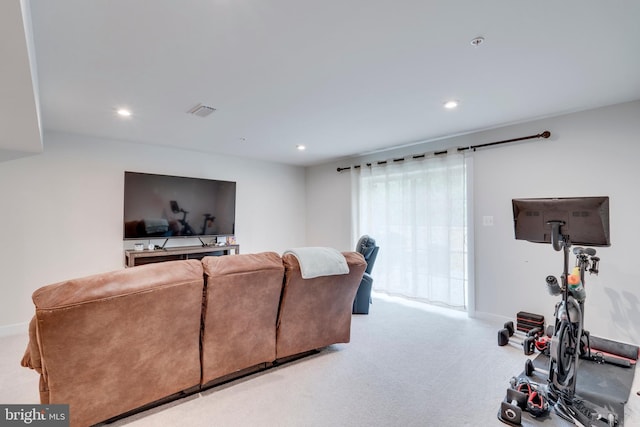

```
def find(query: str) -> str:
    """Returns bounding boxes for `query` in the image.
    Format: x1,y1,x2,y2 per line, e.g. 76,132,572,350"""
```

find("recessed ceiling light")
470,36,485,47
444,100,459,109
296,144,306,151
117,108,132,117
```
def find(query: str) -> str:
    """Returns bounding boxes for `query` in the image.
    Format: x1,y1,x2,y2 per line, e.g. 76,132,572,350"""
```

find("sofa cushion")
200,252,284,385
276,251,366,359
28,259,204,427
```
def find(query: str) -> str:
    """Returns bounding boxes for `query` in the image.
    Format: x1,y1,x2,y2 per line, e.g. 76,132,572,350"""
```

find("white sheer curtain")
352,152,468,310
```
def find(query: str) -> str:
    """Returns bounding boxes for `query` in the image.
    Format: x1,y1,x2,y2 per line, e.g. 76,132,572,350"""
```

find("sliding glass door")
352,152,468,310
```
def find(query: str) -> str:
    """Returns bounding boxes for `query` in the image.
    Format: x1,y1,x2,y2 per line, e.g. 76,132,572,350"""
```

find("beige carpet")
2,294,638,426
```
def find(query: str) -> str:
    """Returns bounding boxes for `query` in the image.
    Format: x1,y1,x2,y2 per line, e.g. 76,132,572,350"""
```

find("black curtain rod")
457,130,550,152
336,130,550,172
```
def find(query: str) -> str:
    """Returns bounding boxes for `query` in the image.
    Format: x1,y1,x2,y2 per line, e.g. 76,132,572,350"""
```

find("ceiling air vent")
187,104,216,118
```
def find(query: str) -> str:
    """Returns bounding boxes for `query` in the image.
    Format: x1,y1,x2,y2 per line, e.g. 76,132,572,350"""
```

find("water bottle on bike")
567,266,586,302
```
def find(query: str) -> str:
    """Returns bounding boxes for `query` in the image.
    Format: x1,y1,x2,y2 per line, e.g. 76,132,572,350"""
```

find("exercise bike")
545,220,617,427
170,200,196,236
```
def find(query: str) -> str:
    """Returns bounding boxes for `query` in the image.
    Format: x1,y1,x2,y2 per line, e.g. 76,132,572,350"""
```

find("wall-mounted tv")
123,171,236,240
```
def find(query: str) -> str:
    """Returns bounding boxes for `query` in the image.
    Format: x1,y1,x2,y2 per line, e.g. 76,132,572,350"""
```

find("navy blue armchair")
352,235,379,314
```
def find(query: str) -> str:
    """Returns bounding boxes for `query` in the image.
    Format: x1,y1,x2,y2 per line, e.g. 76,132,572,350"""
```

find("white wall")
307,100,640,345
0,131,306,331
473,101,640,345
305,165,353,251
4,102,639,345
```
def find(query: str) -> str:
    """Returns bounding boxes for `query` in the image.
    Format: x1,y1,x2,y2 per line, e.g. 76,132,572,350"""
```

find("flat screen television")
123,171,236,240
512,196,610,247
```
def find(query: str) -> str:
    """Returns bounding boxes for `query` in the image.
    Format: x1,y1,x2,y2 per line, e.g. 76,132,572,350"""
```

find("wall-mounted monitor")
123,171,236,240
512,196,610,247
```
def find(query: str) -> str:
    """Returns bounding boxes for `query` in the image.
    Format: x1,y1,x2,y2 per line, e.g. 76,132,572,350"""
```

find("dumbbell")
498,322,540,355
504,321,543,339
524,358,549,377
509,376,551,418
498,328,535,355
509,375,546,391
498,387,526,426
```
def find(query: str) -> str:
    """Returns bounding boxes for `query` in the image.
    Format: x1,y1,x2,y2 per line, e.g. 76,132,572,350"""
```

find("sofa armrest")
20,316,42,374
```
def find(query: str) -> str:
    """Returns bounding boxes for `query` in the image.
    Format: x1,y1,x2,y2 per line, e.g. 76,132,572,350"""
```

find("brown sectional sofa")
21,251,366,427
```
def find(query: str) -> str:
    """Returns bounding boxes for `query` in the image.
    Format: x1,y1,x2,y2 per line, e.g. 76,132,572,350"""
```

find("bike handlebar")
572,247,597,257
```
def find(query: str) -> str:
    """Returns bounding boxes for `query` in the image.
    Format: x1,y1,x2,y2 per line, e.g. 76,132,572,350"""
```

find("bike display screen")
512,196,610,247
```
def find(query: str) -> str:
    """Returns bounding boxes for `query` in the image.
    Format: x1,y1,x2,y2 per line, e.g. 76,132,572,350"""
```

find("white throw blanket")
283,247,349,279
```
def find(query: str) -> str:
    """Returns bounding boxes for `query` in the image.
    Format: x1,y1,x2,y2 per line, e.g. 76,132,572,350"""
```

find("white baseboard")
470,310,511,325
0,322,28,338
